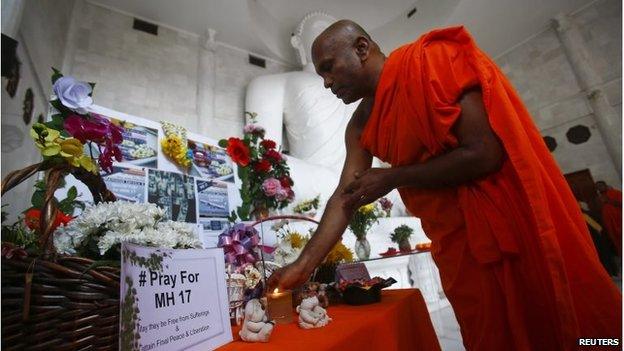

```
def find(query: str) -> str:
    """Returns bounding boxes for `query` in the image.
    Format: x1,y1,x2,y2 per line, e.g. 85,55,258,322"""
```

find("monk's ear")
354,37,370,61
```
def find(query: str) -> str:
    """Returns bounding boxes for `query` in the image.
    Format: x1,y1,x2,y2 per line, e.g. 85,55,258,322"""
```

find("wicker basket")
1,162,119,350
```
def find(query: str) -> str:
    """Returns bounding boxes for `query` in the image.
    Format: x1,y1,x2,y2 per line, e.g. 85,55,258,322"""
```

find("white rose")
53,76,93,114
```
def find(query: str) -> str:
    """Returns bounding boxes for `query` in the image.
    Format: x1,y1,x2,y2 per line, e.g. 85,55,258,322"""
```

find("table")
217,289,441,351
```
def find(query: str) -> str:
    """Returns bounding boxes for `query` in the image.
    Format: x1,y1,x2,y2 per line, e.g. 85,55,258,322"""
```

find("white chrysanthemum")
54,202,199,257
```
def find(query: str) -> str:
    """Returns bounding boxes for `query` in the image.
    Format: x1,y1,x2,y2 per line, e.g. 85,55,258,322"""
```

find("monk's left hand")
342,168,395,211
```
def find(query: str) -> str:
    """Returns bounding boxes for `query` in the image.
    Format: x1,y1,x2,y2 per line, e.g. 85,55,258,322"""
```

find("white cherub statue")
296,296,332,329
239,298,275,343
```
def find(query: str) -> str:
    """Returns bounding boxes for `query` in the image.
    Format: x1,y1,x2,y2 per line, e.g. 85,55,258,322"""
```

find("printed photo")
198,218,231,248
86,116,159,169
188,140,234,182
147,169,197,223
197,179,230,218
101,166,147,203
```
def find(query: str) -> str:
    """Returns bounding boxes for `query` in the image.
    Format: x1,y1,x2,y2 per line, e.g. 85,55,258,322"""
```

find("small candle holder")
266,288,293,324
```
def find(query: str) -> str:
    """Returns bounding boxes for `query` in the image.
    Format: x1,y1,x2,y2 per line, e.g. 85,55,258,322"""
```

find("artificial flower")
260,139,276,150
262,178,281,197
64,114,123,144
263,149,282,162
161,121,192,168
30,124,62,156
52,76,93,114
243,124,265,137
25,208,73,232
279,176,293,187
253,159,271,173
226,137,251,166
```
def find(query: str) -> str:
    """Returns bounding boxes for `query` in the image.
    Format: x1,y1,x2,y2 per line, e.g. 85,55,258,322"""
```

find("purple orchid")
64,113,124,172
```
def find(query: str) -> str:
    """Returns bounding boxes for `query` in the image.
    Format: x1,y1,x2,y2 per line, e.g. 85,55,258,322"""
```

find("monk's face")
312,35,370,104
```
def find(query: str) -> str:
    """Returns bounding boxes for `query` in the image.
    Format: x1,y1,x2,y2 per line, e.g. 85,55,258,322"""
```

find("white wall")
1,0,75,223
495,0,621,186
66,2,292,139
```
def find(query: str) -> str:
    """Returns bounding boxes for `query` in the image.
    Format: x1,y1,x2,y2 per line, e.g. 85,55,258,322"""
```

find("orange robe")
360,26,621,350
602,189,622,256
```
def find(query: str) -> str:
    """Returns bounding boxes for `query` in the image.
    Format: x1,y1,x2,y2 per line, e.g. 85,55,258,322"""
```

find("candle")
267,288,293,324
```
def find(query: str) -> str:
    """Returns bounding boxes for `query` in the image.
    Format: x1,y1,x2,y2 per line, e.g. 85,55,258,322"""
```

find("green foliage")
29,179,84,216
390,224,414,243
1,218,38,249
348,203,380,240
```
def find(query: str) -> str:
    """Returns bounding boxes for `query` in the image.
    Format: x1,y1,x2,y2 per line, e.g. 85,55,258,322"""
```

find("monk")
597,181,622,257
267,20,622,350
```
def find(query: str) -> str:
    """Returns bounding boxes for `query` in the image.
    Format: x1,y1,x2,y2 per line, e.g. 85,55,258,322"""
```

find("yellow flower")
286,231,308,249
161,135,191,167
30,124,97,173
59,138,97,173
30,125,62,156
324,242,354,264
360,203,375,214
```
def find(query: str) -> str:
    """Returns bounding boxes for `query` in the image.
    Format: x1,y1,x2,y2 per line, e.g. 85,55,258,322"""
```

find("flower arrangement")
161,121,193,168
391,224,414,252
274,229,308,266
348,197,392,240
273,223,353,268
53,202,200,260
29,69,125,174
293,195,320,217
219,112,294,220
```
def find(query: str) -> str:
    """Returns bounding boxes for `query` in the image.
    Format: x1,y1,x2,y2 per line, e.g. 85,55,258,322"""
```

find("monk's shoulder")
350,98,374,129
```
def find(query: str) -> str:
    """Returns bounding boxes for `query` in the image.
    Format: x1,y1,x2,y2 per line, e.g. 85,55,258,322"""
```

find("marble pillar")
552,13,622,174
196,28,217,135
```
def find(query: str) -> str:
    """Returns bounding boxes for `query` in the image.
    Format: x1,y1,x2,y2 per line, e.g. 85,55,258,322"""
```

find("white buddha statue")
245,12,407,216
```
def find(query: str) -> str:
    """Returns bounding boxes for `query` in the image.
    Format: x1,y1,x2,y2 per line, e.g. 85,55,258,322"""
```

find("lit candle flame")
273,288,279,294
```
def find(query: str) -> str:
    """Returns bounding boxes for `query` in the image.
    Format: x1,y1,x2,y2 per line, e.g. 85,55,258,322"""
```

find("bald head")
311,20,384,104
313,20,376,55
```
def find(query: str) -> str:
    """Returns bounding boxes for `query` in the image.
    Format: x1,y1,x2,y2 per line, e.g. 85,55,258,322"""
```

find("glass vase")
354,237,371,261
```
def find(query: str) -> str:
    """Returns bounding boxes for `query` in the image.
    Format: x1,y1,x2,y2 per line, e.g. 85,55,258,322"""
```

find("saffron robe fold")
361,26,621,350
602,188,622,256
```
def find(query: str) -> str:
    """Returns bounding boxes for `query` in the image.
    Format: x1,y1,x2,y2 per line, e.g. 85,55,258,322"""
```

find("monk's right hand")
267,261,310,292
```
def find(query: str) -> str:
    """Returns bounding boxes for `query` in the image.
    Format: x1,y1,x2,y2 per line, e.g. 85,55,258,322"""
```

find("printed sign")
335,262,371,282
119,243,232,350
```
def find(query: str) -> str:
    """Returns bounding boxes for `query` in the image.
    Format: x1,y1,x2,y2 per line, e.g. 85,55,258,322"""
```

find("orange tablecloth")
217,289,441,351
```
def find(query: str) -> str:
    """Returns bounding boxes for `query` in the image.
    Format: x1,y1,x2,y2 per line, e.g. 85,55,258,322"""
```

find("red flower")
261,139,276,150
226,137,250,166
264,149,282,162
24,208,73,232
279,176,293,187
253,159,272,173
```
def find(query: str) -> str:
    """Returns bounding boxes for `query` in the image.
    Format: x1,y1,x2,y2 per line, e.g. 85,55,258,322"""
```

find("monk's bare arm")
266,99,373,291
343,90,503,208
295,99,374,272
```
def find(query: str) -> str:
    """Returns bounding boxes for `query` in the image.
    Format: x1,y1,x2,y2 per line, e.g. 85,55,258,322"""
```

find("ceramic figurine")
239,298,274,342
296,296,332,329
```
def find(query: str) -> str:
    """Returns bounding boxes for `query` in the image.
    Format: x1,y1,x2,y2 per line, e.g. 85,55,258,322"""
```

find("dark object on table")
341,277,397,305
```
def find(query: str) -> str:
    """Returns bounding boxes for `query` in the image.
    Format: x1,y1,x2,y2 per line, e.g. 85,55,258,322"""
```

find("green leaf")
58,201,74,215
44,113,65,131
67,186,77,201
51,67,63,84
31,190,45,208
34,180,46,191
218,139,228,148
